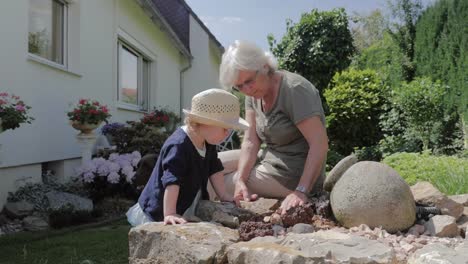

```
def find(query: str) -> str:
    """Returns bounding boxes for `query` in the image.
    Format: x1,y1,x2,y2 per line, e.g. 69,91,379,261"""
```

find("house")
0,0,224,209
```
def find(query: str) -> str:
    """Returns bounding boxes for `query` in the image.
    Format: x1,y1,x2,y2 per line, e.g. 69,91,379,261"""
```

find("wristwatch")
295,185,307,194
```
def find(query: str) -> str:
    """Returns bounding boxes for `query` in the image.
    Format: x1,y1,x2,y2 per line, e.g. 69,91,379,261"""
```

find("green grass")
0,219,130,264
383,152,468,195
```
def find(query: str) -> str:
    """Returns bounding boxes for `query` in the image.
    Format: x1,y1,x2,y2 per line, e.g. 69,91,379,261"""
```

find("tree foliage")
390,77,459,151
352,32,405,88
414,0,468,124
268,8,355,94
350,9,388,52
387,0,424,81
324,69,388,155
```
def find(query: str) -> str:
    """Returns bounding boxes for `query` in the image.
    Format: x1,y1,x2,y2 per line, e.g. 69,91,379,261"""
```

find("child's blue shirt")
138,128,223,221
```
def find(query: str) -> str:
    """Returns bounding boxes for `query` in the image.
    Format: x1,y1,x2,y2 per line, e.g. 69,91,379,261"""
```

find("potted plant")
0,92,34,133
140,106,180,133
67,99,111,134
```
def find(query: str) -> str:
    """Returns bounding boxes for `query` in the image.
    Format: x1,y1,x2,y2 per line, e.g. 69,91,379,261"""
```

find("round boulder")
323,154,357,192
330,161,416,233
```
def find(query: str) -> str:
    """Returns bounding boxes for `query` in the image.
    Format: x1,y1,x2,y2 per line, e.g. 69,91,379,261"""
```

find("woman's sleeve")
160,144,187,188
287,84,325,125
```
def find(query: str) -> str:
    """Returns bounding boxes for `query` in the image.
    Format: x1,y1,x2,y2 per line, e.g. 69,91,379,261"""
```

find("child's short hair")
184,115,200,131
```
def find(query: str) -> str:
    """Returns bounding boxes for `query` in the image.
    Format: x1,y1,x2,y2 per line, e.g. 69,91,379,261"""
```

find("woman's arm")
234,109,261,204
280,115,328,214
163,184,187,224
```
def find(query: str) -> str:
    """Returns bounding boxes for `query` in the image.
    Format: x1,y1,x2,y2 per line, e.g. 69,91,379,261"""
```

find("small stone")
358,224,371,232
290,223,314,234
270,213,282,225
400,241,416,253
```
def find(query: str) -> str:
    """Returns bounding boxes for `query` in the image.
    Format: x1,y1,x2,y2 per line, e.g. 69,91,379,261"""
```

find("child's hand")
163,214,187,225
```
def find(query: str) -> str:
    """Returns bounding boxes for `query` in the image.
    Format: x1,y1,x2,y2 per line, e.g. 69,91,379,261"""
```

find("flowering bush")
141,106,180,128
101,122,125,136
0,92,34,131
67,99,111,125
75,151,141,201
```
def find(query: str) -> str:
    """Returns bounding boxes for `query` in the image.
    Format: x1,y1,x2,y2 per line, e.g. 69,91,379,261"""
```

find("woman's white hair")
219,40,278,90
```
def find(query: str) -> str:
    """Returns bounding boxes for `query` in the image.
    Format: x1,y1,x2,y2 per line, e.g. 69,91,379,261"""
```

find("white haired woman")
219,40,328,215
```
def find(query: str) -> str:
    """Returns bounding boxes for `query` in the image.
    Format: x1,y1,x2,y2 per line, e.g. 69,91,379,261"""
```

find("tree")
352,32,405,88
351,9,388,52
414,0,468,148
268,8,355,94
387,0,424,82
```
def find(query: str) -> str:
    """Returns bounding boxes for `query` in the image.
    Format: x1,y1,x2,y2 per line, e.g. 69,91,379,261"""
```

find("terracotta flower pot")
70,121,101,134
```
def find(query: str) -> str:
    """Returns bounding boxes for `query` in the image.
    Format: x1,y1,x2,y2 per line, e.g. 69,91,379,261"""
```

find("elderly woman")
218,40,328,214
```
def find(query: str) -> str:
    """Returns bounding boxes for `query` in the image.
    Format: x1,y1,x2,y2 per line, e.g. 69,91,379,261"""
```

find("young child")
126,88,249,226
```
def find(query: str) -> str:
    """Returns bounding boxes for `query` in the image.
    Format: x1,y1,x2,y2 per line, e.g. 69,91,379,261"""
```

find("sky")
185,0,388,51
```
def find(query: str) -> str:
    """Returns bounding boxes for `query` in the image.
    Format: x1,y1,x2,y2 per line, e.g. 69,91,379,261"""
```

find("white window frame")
117,40,151,112
28,0,69,68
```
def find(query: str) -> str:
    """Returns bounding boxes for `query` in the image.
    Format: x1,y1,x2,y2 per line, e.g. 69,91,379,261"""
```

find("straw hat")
183,89,249,130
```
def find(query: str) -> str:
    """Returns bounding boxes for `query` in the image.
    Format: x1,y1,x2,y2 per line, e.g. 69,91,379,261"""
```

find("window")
28,0,67,65
118,41,150,111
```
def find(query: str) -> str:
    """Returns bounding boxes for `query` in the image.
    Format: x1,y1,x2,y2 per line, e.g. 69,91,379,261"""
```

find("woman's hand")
279,191,308,215
163,214,187,225
233,180,258,206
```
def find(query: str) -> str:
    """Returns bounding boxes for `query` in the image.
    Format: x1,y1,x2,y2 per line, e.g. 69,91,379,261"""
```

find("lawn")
0,219,130,264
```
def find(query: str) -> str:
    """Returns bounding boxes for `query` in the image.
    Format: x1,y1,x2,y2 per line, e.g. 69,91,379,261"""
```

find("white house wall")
181,15,221,110
0,0,223,208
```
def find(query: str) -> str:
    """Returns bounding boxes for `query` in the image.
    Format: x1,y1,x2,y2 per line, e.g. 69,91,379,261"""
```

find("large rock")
408,242,468,264
196,200,255,228
240,198,280,215
129,222,239,264
227,230,396,264
46,191,93,212
423,215,459,237
449,194,468,206
330,161,416,233
3,201,34,219
411,181,464,220
324,154,358,192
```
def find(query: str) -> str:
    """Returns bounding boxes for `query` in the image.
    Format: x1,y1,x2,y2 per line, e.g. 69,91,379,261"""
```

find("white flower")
107,171,120,184
125,171,136,183
108,162,120,173
83,172,95,183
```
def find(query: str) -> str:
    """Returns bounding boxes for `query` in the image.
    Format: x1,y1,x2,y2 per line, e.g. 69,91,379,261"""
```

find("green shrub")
324,68,388,155
383,152,468,195
112,121,168,156
391,77,449,150
326,148,345,172
48,204,99,229
353,145,382,161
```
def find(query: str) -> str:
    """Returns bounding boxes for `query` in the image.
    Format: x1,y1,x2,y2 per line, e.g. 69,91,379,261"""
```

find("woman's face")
199,124,230,145
234,70,268,99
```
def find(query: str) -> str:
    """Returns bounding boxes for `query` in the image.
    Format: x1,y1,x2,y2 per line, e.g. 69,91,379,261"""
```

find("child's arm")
209,171,233,202
163,185,187,225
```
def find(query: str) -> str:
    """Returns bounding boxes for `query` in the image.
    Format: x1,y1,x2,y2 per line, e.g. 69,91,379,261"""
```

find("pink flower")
15,105,25,112
0,92,8,97
79,99,87,105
